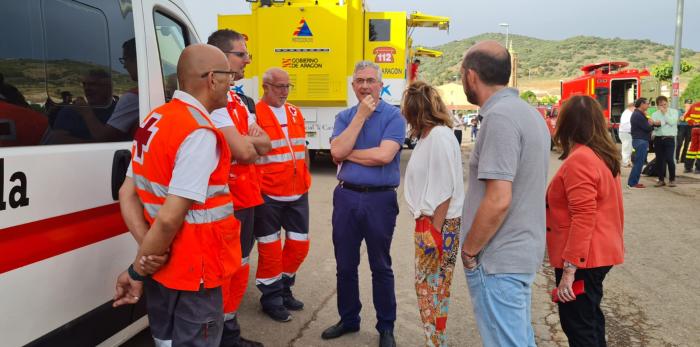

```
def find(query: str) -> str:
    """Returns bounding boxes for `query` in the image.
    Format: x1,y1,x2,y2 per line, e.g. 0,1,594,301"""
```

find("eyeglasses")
224,51,252,60
200,70,237,79
264,83,293,91
353,78,378,86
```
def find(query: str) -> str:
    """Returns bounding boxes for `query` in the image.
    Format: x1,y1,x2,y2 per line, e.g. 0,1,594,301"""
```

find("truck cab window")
0,0,138,147
369,19,391,42
154,12,189,102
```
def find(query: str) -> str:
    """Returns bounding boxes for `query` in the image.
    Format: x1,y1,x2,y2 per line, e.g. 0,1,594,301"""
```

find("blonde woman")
402,81,464,346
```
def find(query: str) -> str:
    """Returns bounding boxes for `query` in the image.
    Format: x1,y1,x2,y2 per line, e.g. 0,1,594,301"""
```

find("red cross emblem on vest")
132,114,161,164
288,105,298,123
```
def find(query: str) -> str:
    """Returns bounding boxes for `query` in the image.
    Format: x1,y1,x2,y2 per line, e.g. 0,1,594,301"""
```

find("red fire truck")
549,61,659,141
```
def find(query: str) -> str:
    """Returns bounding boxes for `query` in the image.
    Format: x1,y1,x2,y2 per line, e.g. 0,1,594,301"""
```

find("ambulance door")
0,1,141,345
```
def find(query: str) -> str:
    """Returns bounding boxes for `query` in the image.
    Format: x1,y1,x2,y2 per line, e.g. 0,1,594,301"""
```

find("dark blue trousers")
331,185,398,333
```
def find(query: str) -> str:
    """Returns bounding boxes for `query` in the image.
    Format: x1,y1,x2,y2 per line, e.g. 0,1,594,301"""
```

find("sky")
183,0,700,51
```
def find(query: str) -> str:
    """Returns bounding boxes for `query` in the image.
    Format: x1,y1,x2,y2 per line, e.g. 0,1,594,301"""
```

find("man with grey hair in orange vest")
253,67,311,323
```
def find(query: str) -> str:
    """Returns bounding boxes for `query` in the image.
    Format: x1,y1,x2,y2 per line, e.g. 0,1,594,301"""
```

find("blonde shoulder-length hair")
401,81,453,139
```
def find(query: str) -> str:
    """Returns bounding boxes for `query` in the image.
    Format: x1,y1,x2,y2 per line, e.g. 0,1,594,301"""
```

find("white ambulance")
0,0,201,345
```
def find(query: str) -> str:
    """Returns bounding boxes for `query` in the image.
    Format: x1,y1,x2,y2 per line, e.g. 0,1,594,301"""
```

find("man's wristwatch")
128,264,148,281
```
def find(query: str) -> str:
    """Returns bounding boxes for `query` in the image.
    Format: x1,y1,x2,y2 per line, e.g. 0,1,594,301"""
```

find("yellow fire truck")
218,0,448,156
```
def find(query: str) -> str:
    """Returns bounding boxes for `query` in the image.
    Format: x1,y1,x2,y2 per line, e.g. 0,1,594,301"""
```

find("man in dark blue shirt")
321,61,405,347
628,97,660,188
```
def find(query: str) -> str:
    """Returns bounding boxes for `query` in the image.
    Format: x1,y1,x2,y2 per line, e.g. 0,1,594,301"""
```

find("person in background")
546,95,624,347
618,102,634,168
683,100,700,173
402,81,464,347
627,98,659,189
452,112,464,145
676,100,693,164
651,96,678,187
470,116,479,142
410,58,421,83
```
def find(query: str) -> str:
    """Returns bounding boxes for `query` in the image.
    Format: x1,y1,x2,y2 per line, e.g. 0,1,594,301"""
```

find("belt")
339,181,397,193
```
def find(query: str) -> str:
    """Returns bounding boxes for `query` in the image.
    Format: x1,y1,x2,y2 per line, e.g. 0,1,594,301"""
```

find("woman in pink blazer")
546,95,624,347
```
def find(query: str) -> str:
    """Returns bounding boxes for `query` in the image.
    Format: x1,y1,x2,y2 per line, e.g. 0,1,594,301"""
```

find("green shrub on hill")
420,34,700,86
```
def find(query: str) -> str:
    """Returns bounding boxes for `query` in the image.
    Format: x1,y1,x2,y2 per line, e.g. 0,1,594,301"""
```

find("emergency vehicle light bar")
408,12,450,30
414,47,443,58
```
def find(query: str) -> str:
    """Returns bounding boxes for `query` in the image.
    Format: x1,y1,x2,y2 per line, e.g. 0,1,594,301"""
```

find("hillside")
420,33,700,86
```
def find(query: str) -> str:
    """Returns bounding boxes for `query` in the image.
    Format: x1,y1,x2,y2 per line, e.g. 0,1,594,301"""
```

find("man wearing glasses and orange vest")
208,29,271,347
254,67,311,322
112,44,241,347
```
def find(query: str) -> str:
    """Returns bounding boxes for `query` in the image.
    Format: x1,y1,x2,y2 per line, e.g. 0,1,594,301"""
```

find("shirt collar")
173,90,211,118
479,87,518,116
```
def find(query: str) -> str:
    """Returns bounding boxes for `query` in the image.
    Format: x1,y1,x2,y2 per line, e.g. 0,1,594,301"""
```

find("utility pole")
671,0,684,109
499,23,509,49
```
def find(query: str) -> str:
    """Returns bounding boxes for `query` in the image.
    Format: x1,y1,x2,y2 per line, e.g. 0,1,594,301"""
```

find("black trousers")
677,124,691,162
654,136,676,181
454,129,463,145
555,266,612,347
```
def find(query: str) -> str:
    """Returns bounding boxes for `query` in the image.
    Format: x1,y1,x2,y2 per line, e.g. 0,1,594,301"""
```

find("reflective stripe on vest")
144,202,234,224
256,151,305,165
134,174,230,200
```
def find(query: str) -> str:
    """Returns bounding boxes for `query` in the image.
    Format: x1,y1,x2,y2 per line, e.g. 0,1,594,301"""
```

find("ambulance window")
369,19,391,42
154,12,189,102
0,0,138,147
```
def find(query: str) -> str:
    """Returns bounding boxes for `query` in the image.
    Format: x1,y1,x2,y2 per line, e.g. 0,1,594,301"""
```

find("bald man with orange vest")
113,44,241,347
253,67,311,322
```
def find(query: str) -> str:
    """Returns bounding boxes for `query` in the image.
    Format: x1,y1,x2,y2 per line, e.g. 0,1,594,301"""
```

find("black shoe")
282,294,304,311
379,330,396,347
262,305,291,322
232,336,264,347
321,321,360,340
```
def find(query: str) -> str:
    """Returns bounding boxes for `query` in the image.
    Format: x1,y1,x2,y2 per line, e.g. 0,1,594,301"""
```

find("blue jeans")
464,265,536,347
628,139,648,186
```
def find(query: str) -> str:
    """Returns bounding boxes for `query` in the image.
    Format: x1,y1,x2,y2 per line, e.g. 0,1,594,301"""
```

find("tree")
539,95,559,105
520,90,537,104
651,60,694,82
681,74,700,103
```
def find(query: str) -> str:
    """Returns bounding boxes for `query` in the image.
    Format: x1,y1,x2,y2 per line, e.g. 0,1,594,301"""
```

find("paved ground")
125,141,700,347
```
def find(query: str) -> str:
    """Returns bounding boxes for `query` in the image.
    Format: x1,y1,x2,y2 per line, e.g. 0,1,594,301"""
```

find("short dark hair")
207,29,245,51
656,95,668,105
634,97,648,108
122,38,136,61
461,49,511,86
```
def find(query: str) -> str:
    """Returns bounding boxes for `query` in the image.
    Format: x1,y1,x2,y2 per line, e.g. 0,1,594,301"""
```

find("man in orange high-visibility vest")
254,67,311,323
209,29,271,347
112,44,241,347
683,101,700,173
